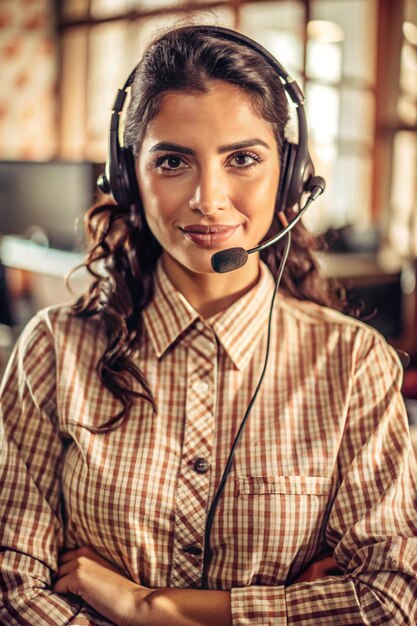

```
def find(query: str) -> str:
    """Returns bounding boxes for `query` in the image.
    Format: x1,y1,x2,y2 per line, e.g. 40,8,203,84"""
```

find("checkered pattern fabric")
1,261,416,625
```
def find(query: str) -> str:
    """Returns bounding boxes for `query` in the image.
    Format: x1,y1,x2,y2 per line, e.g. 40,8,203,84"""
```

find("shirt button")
193,381,209,393
193,457,210,474
183,545,203,556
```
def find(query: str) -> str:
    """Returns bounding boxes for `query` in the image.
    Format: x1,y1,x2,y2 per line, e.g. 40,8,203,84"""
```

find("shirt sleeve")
0,312,113,626
230,330,417,625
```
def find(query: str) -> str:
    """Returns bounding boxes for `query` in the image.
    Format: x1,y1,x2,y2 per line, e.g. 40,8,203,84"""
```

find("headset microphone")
211,176,325,273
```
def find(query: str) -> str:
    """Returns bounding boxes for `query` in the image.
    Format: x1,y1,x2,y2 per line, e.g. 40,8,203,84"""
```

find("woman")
1,25,416,626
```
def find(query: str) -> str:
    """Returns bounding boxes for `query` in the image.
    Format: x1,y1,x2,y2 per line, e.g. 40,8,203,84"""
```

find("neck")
161,253,261,318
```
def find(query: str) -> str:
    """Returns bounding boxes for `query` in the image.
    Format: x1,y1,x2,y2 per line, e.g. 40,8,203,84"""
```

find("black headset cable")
201,228,292,589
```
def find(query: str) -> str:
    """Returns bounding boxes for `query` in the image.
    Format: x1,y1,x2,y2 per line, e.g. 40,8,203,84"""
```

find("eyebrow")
148,139,271,154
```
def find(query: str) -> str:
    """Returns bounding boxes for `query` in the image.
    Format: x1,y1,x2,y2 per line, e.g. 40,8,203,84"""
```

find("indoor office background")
0,0,416,437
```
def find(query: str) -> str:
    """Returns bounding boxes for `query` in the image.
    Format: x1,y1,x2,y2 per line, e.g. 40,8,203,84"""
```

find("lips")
180,224,240,247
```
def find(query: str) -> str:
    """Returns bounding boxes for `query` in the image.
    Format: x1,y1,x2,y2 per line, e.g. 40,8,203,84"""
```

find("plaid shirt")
1,261,417,625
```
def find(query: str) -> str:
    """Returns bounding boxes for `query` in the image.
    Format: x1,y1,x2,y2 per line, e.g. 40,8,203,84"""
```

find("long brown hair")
72,25,356,432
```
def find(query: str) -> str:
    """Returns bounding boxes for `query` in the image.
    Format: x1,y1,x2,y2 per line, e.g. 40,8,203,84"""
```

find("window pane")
91,0,233,15
91,0,183,17
390,131,417,256
400,43,417,97
311,0,377,84
302,143,338,235
87,21,131,161
189,6,235,25
334,154,372,227
90,0,130,18
306,39,342,83
239,1,305,80
303,151,372,232
339,87,374,145
305,83,339,145
398,93,417,126
303,153,371,233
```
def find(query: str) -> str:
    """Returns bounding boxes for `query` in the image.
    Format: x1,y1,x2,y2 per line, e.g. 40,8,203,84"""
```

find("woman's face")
136,81,280,280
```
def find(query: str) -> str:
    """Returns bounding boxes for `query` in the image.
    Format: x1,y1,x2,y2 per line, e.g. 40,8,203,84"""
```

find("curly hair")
72,25,356,432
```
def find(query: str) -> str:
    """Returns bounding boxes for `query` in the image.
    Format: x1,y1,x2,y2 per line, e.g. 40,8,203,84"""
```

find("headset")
97,24,322,218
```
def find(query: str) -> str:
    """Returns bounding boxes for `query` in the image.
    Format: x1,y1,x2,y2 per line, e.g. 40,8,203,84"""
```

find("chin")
163,250,215,276
184,257,218,275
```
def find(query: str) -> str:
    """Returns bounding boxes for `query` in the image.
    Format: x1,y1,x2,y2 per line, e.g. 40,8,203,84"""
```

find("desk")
0,236,90,313
318,250,403,281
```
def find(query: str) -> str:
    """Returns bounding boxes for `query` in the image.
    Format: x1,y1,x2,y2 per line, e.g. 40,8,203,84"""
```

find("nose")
188,166,229,215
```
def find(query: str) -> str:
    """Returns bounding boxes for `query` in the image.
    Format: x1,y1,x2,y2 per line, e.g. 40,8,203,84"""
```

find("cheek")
137,173,177,227
246,173,280,241
258,165,280,198
240,170,280,219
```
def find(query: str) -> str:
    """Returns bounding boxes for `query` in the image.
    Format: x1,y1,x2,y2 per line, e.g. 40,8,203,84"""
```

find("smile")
180,224,240,247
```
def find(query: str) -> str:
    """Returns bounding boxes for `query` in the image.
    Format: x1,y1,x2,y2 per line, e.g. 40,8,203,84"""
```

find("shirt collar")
143,261,199,358
143,260,275,370
208,262,275,370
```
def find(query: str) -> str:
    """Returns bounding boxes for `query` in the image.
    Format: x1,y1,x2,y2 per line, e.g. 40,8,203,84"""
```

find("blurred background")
0,0,416,436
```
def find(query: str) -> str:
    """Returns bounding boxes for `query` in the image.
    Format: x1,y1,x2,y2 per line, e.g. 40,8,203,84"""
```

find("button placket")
170,326,217,587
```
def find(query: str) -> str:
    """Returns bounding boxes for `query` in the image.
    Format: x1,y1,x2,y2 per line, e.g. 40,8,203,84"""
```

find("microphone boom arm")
248,194,314,255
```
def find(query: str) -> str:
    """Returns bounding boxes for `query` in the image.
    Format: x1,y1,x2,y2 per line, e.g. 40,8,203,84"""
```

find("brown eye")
228,151,262,168
164,156,182,169
235,154,251,166
154,154,188,171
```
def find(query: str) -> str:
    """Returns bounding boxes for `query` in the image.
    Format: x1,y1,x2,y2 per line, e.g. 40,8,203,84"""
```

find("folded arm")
231,334,417,625
0,313,111,625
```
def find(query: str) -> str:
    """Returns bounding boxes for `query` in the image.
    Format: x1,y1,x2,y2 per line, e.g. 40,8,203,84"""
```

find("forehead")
141,81,276,145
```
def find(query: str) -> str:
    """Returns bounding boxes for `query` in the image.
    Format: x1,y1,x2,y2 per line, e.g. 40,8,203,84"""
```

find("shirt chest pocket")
235,474,333,496
214,475,334,586
234,475,333,539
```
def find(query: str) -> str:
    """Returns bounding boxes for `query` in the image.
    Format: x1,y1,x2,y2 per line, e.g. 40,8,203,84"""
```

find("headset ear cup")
277,141,297,213
287,152,315,209
278,145,315,212
110,147,131,207
122,147,137,207
123,147,144,227
104,106,135,207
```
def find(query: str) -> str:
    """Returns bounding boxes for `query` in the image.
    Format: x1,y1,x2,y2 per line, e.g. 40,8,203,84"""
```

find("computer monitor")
0,160,96,251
